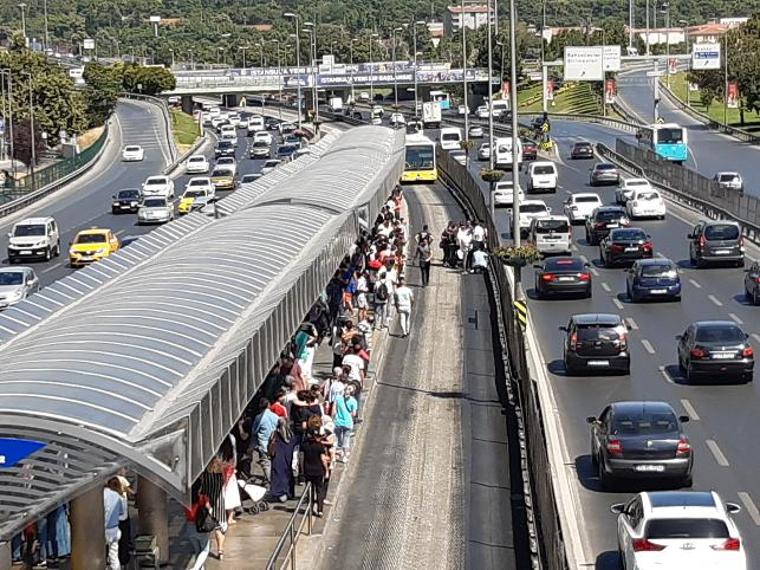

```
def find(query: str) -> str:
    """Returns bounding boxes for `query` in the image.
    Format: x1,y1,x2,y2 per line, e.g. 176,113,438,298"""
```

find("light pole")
169,49,175,69
662,1,671,88
0,70,14,170
413,20,425,117
18,3,27,44
284,12,303,129
724,32,729,126
20,71,34,182
188,49,194,71
392,26,403,107
509,0,521,291
628,0,634,51
255,42,264,67
239,46,249,68
303,23,319,124
461,0,469,139
487,0,497,221
680,19,690,105
369,33,378,102
646,0,651,55
43,0,50,52
350,38,358,103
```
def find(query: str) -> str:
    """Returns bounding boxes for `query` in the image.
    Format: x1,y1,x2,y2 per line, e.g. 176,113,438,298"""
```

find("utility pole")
461,0,469,138
664,1,670,88
487,0,496,221
284,13,303,128
21,71,34,183
18,3,27,45
628,0,634,51
43,0,50,52
509,0,521,296
1,71,16,179
653,58,660,122
724,32,728,126
369,34,376,101
392,27,402,107
646,0,651,55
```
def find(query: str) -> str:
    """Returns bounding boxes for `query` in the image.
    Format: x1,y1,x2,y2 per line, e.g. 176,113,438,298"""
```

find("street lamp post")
392,27,403,107
188,49,194,71
303,24,319,124
349,38,358,103
662,1,671,88
680,19,690,106
18,3,27,44
413,20,425,117
20,71,34,183
284,12,303,129
369,33,378,102
239,46,249,68
169,49,175,69
487,0,497,221
461,0,469,139
509,0,521,294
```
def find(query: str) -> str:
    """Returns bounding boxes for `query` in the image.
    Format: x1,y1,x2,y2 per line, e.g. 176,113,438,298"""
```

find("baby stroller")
238,477,270,515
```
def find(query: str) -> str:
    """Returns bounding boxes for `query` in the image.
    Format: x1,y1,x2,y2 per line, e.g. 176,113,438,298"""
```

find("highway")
0,100,280,288
618,67,760,193
452,118,760,568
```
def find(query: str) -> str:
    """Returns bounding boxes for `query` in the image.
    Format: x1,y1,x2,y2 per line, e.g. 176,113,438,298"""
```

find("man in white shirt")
394,277,415,337
342,345,365,384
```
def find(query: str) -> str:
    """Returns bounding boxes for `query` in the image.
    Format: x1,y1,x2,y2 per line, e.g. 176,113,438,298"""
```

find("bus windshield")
405,145,435,170
657,128,684,144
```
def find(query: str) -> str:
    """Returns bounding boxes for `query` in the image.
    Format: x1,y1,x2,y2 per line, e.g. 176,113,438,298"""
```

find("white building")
444,5,494,34
630,27,686,46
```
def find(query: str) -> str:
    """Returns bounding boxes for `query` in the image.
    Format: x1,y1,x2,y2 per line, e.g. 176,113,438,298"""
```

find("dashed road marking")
738,492,760,526
752,333,760,344
659,365,674,384
601,282,611,292
589,267,599,277
706,439,730,467
728,313,744,325
689,278,702,289
41,262,63,274
708,294,723,307
612,297,624,310
680,399,700,421
641,339,656,354
626,317,639,330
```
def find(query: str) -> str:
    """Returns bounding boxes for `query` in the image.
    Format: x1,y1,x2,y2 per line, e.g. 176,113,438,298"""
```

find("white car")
477,142,491,161
253,131,273,146
215,156,237,176
476,105,490,119
185,154,210,174
612,491,747,570
359,91,371,102
564,193,602,224
371,117,383,125
185,176,215,198
211,116,227,130
626,188,667,219
121,145,144,162
137,196,174,225
439,127,462,151
7,217,61,263
247,115,265,134
527,161,558,193
616,178,653,205
511,199,551,238
207,107,221,118
468,125,484,138
260,159,281,175
227,113,241,127
220,131,238,147
492,181,524,209
141,175,175,199
458,104,469,115
714,171,744,192
389,112,406,127
0,267,40,309
238,116,250,129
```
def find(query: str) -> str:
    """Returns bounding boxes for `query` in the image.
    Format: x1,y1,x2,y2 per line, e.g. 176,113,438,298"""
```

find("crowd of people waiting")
439,219,490,274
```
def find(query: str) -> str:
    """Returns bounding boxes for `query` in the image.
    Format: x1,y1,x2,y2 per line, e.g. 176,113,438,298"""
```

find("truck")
422,102,442,129
328,97,343,112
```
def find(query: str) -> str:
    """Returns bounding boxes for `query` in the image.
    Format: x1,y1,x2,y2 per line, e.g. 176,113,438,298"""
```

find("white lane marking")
738,492,760,526
752,333,760,344
626,317,639,330
708,294,723,307
41,262,63,274
689,278,702,289
705,439,730,467
570,243,579,251
659,365,674,384
728,313,744,325
589,266,599,277
601,282,611,292
641,339,656,354
612,297,624,310
680,399,700,421
115,230,126,237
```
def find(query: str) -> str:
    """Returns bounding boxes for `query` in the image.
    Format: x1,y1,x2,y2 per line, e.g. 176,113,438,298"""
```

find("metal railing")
437,147,569,570
265,483,314,570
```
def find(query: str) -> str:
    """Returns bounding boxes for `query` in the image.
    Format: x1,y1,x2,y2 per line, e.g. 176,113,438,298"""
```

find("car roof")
634,258,673,267
17,217,53,225
145,176,168,182
117,188,141,194
624,178,649,184
702,219,740,227
188,155,206,160
212,168,234,175
571,193,601,200
641,491,723,518
609,401,677,416
693,320,741,329
532,214,568,222
571,313,622,325
75,228,109,236
545,256,584,268
521,199,548,206
532,160,555,167
0,267,31,274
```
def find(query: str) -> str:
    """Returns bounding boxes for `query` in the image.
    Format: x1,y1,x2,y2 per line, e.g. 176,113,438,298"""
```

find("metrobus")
430,90,452,111
637,123,688,164
401,134,437,183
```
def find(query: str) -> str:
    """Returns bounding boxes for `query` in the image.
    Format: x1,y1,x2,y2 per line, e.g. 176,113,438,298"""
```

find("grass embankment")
78,126,105,149
667,72,760,130
519,81,603,115
170,108,202,153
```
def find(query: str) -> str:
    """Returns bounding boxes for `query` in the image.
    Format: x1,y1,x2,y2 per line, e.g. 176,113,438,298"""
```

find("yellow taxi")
178,188,211,215
69,228,120,268
210,167,235,191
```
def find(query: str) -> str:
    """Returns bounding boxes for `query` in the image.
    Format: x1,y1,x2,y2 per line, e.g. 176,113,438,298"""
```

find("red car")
521,138,538,161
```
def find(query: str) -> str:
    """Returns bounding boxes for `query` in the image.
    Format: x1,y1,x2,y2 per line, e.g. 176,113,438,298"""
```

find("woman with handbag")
196,457,227,561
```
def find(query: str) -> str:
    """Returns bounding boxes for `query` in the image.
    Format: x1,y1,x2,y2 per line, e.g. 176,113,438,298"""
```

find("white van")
527,161,558,193
511,199,551,238
494,137,523,168
529,215,572,255
439,127,463,151
490,100,510,118
247,115,265,135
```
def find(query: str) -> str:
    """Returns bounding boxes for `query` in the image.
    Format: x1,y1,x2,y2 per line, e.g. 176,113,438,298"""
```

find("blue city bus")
430,90,452,111
638,123,688,164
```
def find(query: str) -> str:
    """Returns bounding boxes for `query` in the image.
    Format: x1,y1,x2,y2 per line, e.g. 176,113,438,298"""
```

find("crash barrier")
0,122,110,217
606,139,760,243
437,147,569,570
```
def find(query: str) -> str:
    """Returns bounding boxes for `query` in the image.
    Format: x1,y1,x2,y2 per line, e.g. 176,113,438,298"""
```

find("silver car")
137,197,174,225
477,142,491,161
468,125,484,138
0,267,39,308
714,171,743,193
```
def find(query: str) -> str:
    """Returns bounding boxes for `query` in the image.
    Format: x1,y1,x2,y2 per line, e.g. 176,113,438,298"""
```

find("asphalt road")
452,120,760,568
0,101,283,288
618,67,760,194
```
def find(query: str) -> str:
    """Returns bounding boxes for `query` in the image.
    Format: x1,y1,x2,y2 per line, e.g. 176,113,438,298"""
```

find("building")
444,4,494,34
542,26,601,44
427,21,444,48
630,27,687,46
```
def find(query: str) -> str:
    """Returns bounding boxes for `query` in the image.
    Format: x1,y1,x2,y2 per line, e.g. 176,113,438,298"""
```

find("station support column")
136,476,169,564
71,484,106,569
0,540,11,570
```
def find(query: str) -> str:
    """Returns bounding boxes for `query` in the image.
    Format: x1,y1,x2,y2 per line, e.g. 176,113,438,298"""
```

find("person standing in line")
356,270,370,322
415,236,433,287
103,478,125,570
250,399,279,485
372,278,390,330
301,419,329,518
394,276,415,338
116,470,134,568
268,418,298,502
197,457,227,562
332,384,358,463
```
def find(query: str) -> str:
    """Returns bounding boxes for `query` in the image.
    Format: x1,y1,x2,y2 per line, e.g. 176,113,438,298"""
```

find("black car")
688,220,744,268
111,188,142,214
240,173,262,184
215,140,236,158
249,140,271,159
521,139,538,161
571,141,594,159
600,228,654,267
561,313,630,375
744,261,760,304
626,258,682,302
584,206,630,245
533,256,592,299
587,401,693,488
677,320,754,383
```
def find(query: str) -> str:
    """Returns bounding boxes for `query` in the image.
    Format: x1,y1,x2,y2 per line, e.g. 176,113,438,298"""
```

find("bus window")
657,128,683,144
406,145,435,170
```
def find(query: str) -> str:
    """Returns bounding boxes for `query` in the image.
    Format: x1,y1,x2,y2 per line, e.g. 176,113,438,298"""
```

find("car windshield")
495,183,513,191
576,325,620,342
218,142,233,149
75,233,107,244
143,199,166,208
575,142,592,148
217,158,234,165
645,519,729,540
627,180,649,187
610,229,647,241
658,127,684,145
405,145,434,169
695,325,745,343
212,169,233,177
145,178,167,186
184,190,206,198
117,190,140,199
442,133,460,141
637,192,660,201
189,157,205,163
522,204,548,214
546,258,584,271
188,179,208,187
595,164,616,171
253,141,269,147
125,146,140,152
719,174,739,182
640,264,677,278
704,224,740,240
264,161,279,168
596,210,625,221
13,224,45,237
535,220,569,233
611,411,678,435
534,166,555,175
575,196,600,203
0,272,23,286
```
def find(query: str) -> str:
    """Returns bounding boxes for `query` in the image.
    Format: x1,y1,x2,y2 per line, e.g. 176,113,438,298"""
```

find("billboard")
545,79,554,101
83,38,95,50
692,43,721,70
564,46,604,81
727,81,739,109
605,79,617,104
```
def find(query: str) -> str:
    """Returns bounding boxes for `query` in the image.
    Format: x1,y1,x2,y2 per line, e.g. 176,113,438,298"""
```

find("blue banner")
0,438,46,468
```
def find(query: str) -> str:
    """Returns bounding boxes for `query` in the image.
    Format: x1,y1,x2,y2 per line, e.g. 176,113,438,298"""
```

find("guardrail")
120,92,179,163
0,121,111,218
265,483,313,570
437,147,568,570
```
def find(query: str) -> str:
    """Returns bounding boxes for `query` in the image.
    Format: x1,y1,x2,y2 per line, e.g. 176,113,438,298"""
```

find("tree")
122,65,176,96
12,119,46,168
82,62,123,126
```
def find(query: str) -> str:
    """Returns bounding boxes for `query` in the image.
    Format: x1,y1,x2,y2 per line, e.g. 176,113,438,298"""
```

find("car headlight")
130,201,138,207
96,248,108,255
7,289,23,302
112,201,120,207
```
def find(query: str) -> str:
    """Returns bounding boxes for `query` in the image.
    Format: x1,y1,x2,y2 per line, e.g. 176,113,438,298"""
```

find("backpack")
375,282,389,302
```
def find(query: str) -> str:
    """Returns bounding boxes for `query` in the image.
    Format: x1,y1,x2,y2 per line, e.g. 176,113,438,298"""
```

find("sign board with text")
692,43,721,70
603,45,621,72
83,38,95,50
564,46,604,81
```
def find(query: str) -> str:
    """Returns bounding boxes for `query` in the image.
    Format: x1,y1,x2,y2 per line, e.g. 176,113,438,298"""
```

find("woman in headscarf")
268,417,298,502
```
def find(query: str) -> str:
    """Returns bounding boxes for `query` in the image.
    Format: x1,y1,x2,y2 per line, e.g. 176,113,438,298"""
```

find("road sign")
603,45,621,72
692,43,721,70
513,300,528,327
83,38,95,50
564,46,604,81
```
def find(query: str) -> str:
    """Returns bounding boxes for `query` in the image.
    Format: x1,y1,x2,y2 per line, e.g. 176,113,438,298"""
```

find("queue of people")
439,219,490,274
